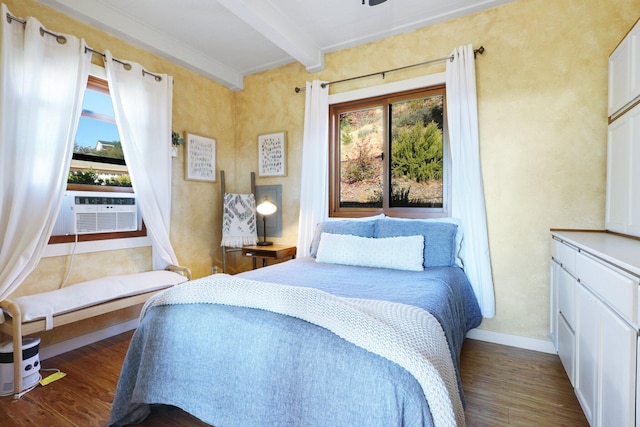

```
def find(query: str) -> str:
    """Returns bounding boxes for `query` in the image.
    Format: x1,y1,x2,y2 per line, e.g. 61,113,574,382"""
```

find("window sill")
44,235,152,258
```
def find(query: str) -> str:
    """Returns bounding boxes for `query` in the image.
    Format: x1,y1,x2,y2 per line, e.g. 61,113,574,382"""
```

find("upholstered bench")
0,266,190,397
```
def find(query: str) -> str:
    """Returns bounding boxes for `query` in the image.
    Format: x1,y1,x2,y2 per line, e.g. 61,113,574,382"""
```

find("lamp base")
257,241,273,246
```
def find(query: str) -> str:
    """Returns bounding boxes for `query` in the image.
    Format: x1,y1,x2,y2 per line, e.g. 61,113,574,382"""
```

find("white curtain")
296,80,329,257
446,44,495,318
104,51,178,269
0,5,90,301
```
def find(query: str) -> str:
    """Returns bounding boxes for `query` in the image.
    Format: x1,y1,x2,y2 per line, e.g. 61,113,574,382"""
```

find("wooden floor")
0,332,588,426
460,339,588,426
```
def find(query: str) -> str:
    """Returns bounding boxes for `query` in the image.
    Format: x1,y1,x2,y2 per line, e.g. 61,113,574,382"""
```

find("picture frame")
185,133,216,182
258,131,287,177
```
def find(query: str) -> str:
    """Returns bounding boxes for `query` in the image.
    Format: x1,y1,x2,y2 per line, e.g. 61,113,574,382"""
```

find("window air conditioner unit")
53,191,138,235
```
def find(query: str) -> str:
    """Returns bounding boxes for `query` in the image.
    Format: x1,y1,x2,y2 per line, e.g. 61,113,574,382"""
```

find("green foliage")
393,97,443,130
391,187,411,204
343,141,377,184
368,188,383,204
67,168,131,187
68,168,103,185
104,174,132,187
391,120,443,182
340,116,353,146
366,185,440,208
368,187,412,204
172,131,184,146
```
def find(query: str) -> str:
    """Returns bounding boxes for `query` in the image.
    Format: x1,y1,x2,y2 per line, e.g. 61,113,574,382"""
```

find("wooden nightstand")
242,244,297,269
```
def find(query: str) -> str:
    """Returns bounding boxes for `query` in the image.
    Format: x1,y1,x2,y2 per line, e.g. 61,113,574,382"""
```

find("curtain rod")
84,46,163,82
6,12,163,82
7,11,68,44
294,45,485,93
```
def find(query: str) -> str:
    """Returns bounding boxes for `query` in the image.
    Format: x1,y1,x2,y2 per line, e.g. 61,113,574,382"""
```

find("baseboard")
39,318,139,361
466,328,557,354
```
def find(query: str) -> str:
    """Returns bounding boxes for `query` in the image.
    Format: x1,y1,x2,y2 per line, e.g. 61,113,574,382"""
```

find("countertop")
551,229,640,277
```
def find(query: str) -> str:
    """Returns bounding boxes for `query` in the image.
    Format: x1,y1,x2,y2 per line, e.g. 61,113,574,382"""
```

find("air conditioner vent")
73,198,137,234
52,191,139,235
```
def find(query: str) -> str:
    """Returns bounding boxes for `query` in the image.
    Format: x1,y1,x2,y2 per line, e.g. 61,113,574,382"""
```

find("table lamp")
256,197,277,246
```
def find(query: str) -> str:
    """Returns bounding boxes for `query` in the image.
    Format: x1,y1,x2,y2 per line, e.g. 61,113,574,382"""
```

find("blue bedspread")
108,258,481,427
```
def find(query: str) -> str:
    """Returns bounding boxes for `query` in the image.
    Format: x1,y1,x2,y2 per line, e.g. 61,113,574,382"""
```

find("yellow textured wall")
8,0,236,292
5,0,640,346
235,0,640,340
4,0,236,343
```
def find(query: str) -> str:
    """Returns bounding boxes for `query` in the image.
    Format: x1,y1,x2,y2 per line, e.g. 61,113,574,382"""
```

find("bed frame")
0,265,190,398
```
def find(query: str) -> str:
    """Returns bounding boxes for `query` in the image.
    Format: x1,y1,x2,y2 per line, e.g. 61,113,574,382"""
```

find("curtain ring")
142,70,162,81
123,63,132,71
39,27,67,44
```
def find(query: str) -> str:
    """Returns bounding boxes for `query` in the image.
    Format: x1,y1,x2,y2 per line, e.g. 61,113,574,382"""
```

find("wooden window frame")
329,85,449,219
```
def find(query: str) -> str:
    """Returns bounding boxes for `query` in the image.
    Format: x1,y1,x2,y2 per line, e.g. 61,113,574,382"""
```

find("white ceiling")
36,0,513,91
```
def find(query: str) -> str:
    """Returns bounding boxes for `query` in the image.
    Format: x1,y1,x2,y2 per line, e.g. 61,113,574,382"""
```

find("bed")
108,217,482,427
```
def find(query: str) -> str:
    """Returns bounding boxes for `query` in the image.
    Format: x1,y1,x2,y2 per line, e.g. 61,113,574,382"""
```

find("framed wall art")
185,133,216,182
258,131,287,177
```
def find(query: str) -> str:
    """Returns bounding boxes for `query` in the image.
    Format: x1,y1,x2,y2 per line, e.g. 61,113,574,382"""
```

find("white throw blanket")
144,274,464,426
221,193,257,247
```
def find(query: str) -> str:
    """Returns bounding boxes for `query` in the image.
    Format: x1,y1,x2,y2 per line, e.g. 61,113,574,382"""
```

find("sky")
75,88,120,150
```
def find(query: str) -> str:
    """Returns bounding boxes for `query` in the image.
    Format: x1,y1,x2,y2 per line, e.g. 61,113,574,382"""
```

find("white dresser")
550,230,640,426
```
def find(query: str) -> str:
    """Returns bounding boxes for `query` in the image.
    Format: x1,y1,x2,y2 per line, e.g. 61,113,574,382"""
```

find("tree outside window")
329,85,448,218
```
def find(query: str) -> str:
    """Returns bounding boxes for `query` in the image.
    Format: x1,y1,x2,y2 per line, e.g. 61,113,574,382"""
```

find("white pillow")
315,232,424,271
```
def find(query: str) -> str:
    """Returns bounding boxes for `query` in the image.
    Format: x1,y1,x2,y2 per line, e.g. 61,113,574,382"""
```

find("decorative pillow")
315,233,424,271
374,218,459,268
309,219,378,257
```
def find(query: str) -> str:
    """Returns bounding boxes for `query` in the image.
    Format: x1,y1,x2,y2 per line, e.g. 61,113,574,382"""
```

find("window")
329,85,448,218
68,75,130,188
49,74,144,244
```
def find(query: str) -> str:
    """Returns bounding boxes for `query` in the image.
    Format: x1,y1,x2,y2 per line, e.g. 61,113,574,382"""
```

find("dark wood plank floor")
0,331,587,426
460,339,588,426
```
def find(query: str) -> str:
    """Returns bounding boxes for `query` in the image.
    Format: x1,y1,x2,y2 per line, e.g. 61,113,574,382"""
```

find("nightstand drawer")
242,245,297,269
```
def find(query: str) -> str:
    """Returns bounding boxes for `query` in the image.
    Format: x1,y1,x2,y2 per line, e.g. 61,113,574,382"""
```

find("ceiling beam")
216,0,324,73
36,0,245,90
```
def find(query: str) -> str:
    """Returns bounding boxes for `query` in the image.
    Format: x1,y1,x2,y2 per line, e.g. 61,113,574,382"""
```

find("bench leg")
2,300,24,397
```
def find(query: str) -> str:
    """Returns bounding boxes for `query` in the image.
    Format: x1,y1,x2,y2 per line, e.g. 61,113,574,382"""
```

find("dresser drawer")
558,266,577,330
558,313,575,387
576,252,638,325
553,239,577,276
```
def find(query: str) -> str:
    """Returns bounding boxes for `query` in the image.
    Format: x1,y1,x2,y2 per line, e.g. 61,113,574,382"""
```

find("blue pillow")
374,218,458,267
309,220,376,257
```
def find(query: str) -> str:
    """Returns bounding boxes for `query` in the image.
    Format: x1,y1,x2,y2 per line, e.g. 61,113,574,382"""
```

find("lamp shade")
256,198,277,216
